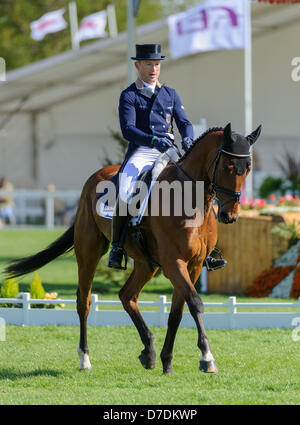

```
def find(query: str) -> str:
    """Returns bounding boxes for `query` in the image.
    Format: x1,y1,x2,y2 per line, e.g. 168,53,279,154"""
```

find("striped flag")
30,9,67,41
76,11,107,42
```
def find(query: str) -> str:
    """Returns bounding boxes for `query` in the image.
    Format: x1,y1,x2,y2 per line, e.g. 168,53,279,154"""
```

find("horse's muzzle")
218,209,237,224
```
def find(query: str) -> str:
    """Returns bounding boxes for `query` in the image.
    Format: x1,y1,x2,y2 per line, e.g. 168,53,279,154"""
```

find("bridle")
205,141,250,208
173,140,251,209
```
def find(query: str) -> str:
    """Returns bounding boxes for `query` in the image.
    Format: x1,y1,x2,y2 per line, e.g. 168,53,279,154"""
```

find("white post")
244,0,253,200
201,267,207,293
90,294,98,326
127,0,136,85
159,295,167,327
107,4,118,38
22,292,30,326
69,1,80,50
228,296,237,330
45,193,54,229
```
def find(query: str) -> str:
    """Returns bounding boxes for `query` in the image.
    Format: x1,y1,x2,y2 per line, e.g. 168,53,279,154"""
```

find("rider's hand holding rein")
151,136,175,153
182,137,193,152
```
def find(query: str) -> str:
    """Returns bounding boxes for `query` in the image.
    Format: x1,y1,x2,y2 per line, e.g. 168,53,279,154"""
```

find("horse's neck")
180,133,221,183
179,133,222,220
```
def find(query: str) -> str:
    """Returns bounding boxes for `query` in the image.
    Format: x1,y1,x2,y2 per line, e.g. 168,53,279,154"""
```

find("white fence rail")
0,189,80,229
0,293,300,329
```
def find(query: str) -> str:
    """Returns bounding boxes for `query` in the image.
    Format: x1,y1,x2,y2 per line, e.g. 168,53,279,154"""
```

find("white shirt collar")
141,79,156,93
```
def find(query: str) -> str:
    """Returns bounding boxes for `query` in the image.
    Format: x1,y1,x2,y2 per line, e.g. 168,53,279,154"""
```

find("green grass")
0,229,300,405
0,326,299,405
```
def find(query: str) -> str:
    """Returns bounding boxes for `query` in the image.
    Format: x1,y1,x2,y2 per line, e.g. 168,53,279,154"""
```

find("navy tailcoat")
119,79,194,162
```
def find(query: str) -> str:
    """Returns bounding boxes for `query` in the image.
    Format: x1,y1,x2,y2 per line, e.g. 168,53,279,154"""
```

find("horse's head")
209,122,262,224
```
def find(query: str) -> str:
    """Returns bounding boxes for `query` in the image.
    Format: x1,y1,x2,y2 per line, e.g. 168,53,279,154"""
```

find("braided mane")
177,127,224,163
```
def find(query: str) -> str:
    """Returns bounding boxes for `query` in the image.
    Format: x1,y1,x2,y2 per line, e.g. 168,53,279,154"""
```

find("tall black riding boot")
205,247,227,271
108,198,129,270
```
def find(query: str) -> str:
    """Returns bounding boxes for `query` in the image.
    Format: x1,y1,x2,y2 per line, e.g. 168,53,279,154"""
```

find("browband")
221,149,251,158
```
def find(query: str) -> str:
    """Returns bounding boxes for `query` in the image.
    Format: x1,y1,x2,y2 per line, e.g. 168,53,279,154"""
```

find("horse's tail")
5,224,74,278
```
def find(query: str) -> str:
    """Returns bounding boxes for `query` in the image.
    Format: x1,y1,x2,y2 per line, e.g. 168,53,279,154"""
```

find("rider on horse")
108,43,226,272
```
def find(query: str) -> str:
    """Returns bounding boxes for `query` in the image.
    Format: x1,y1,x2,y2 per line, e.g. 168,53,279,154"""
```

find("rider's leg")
108,196,129,269
108,147,161,269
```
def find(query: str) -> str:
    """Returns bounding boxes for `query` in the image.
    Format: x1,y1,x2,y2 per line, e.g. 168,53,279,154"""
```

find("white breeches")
118,146,162,203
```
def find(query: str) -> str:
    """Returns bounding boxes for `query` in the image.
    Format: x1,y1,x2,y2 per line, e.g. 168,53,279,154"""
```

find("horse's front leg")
119,261,158,369
163,258,218,373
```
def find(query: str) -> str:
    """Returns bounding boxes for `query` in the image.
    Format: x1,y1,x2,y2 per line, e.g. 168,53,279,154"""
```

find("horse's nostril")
220,211,230,223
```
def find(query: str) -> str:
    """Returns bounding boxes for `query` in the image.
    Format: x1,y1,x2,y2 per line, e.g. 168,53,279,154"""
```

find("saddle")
98,148,179,227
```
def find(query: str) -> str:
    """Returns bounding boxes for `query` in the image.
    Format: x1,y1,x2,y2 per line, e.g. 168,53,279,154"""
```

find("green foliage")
30,271,46,308
258,176,284,199
0,0,164,71
0,275,19,307
271,220,300,249
95,254,133,290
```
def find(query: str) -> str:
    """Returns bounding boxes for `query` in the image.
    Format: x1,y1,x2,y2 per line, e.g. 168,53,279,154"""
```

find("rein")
173,141,250,209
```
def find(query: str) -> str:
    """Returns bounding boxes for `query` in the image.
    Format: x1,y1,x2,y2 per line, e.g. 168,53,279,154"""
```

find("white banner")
76,11,107,42
30,9,67,41
168,0,248,59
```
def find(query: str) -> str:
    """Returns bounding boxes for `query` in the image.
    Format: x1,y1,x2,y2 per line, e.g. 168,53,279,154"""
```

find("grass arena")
0,230,299,405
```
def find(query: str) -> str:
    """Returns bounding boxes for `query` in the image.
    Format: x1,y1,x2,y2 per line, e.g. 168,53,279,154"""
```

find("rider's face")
135,60,161,84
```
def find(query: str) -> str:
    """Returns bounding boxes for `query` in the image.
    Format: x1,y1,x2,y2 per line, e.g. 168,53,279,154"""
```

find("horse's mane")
177,127,224,163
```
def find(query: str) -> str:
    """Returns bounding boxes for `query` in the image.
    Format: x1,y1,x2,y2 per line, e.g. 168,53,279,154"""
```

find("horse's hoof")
200,360,218,373
79,364,92,371
139,350,156,369
163,366,174,375
78,348,92,370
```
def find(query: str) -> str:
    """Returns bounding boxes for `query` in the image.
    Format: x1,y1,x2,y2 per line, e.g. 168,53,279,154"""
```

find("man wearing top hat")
108,43,226,272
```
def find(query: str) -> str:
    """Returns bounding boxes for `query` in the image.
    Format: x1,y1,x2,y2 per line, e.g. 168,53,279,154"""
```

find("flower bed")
245,240,300,298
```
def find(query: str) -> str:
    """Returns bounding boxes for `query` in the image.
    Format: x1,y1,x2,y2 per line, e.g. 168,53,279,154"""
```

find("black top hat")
131,44,166,60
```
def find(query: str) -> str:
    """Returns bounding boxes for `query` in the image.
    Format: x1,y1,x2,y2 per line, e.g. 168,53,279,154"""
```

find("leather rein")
172,141,250,209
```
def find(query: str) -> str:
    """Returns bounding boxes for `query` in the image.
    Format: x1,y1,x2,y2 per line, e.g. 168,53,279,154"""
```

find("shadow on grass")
0,368,65,381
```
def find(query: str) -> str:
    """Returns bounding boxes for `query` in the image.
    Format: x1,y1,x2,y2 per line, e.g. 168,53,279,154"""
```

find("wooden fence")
207,216,287,294
0,293,299,330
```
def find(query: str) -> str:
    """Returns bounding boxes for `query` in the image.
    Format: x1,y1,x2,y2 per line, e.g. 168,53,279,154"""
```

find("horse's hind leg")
119,261,158,369
75,218,109,370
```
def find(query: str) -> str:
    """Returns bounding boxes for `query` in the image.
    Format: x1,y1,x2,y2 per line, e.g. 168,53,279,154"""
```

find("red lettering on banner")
36,18,60,31
80,21,98,30
176,6,239,36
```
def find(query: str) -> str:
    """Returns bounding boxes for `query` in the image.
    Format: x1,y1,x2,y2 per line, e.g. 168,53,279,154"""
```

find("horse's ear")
224,123,232,143
246,125,262,145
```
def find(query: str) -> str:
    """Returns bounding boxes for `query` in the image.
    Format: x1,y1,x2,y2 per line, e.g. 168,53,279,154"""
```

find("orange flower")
245,266,294,297
290,267,300,298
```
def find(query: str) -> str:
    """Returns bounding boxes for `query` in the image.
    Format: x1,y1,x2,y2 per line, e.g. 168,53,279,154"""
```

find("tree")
0,0,199,72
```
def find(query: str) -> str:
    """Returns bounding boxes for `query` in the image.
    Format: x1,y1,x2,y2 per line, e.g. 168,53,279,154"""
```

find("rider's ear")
246,125,262,145
223,123,232,144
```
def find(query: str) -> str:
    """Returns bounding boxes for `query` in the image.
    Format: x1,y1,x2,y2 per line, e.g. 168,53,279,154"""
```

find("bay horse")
6,122,261,374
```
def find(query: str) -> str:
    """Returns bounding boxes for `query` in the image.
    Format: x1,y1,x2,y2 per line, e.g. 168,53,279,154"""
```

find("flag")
30,9,67,41
168,0,249,59
76,11,107,43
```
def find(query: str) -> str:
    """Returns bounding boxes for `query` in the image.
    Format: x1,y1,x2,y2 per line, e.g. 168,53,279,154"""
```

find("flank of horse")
6,123,261,374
